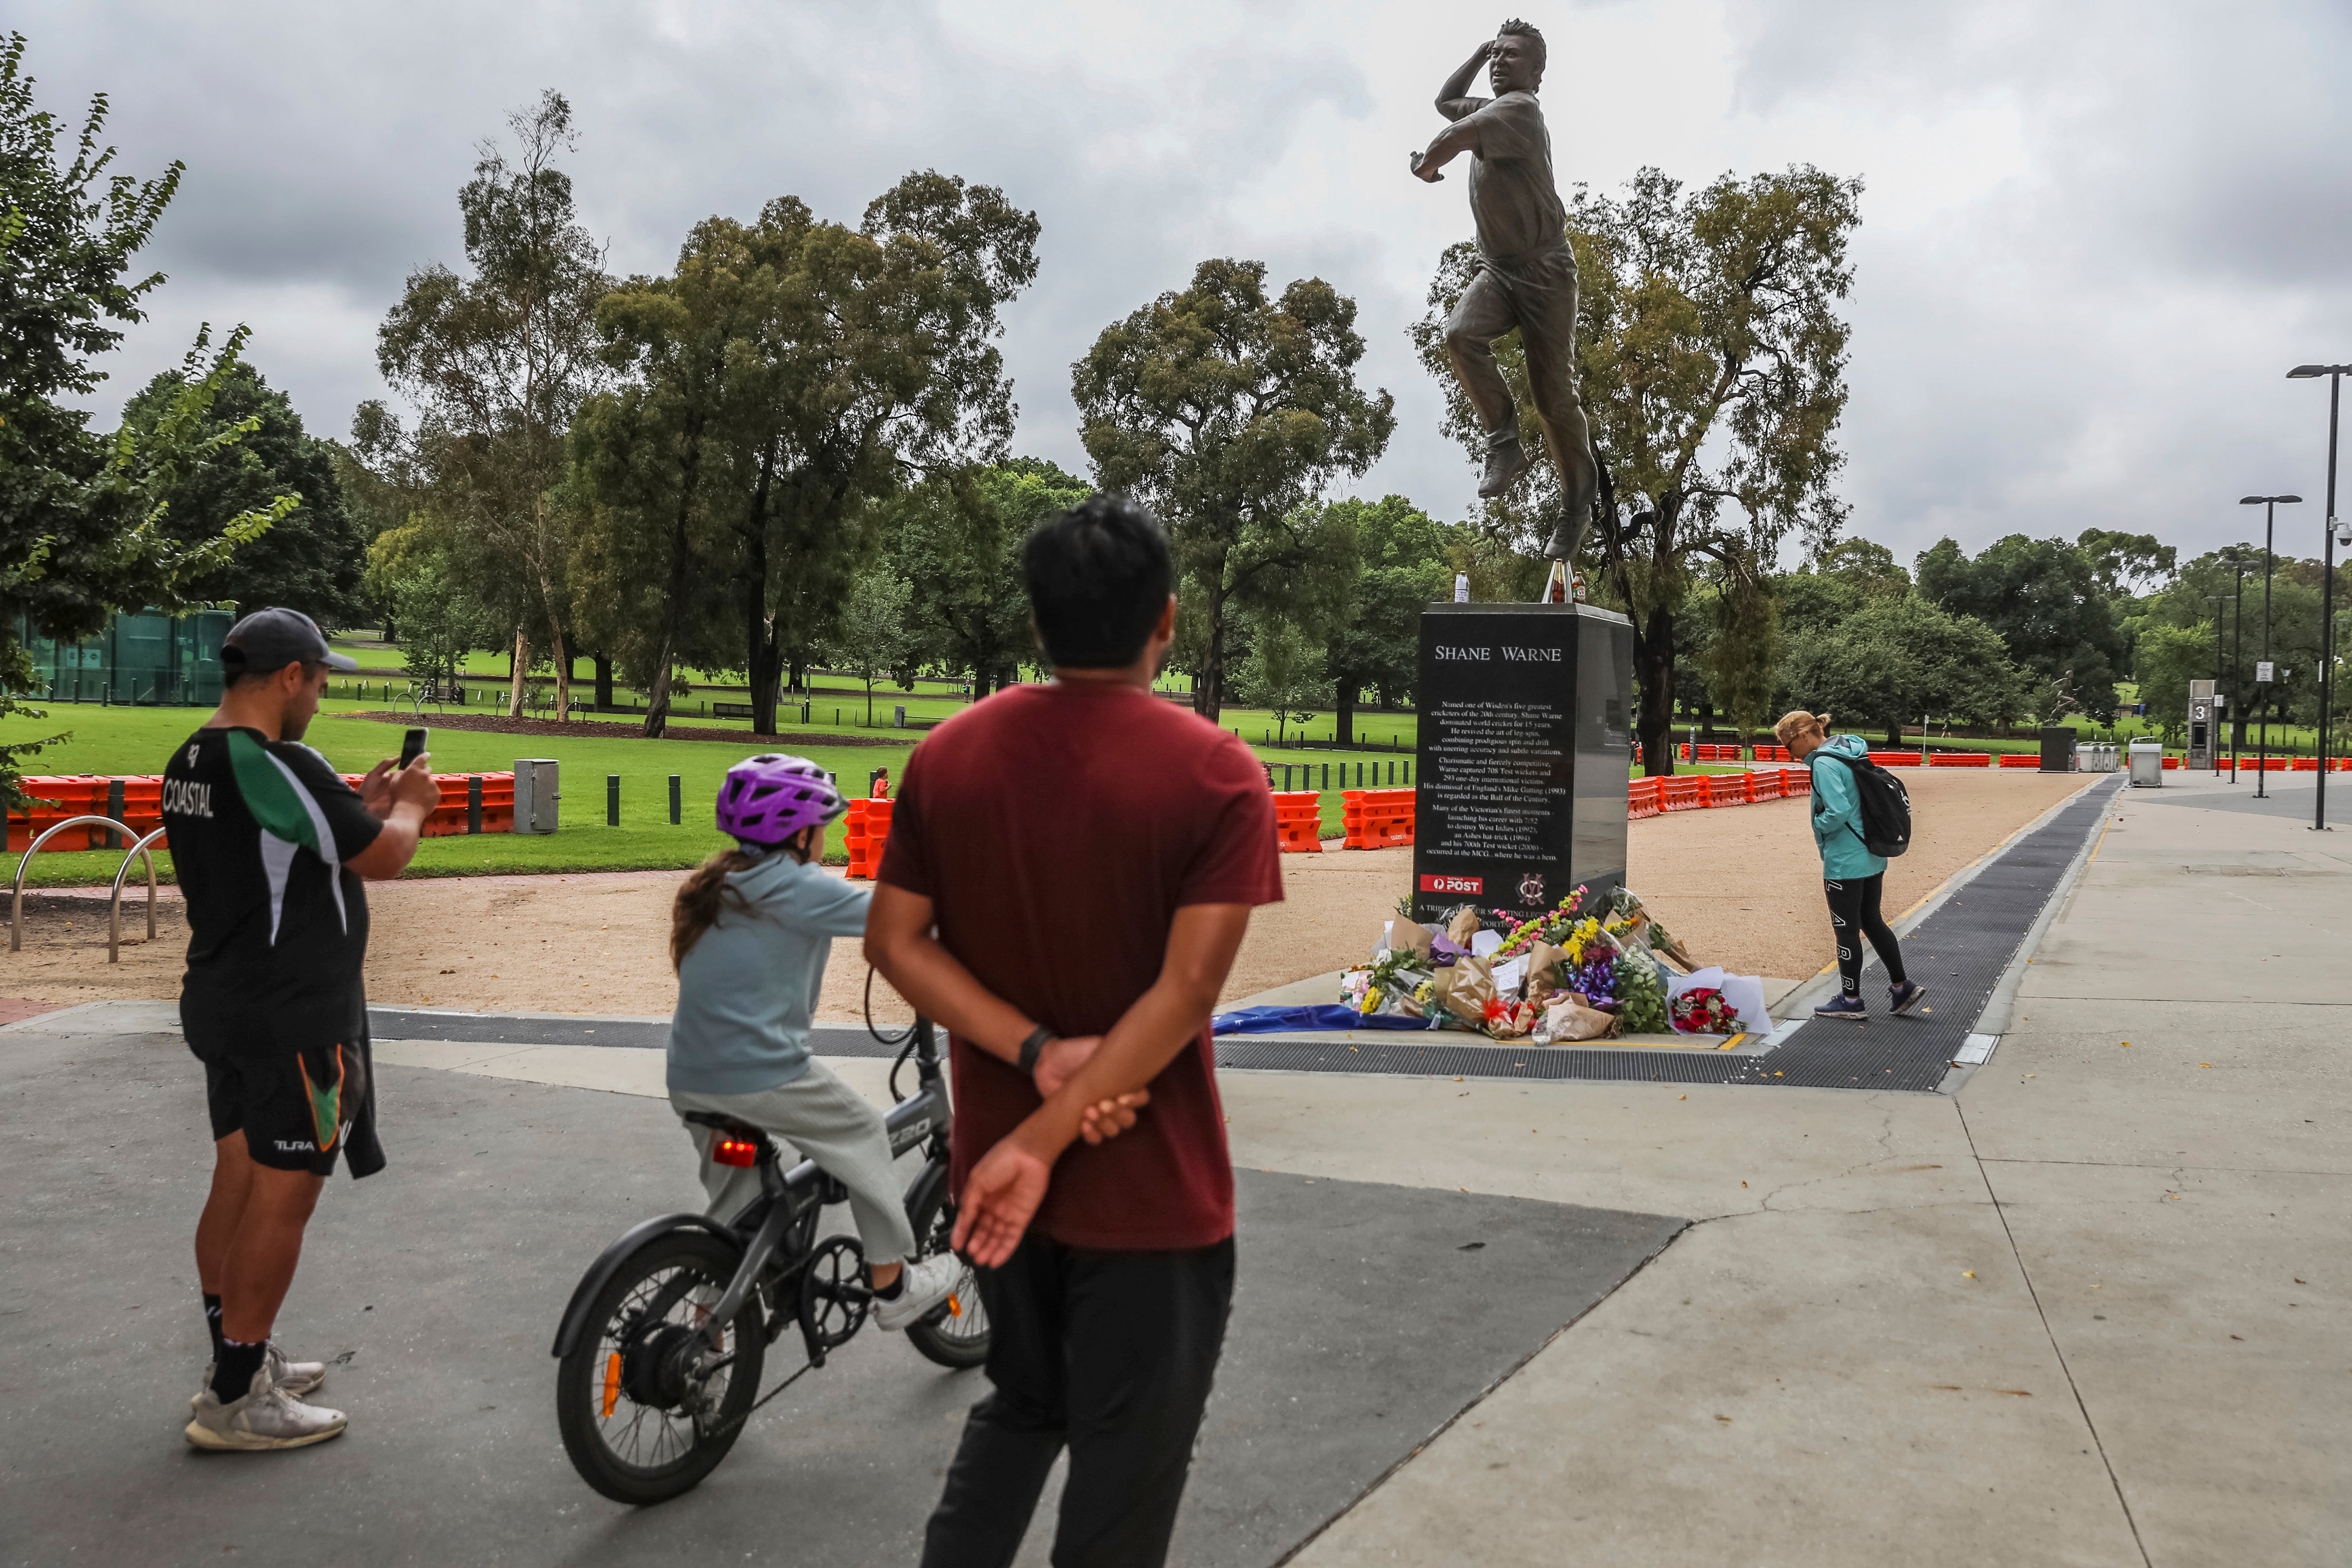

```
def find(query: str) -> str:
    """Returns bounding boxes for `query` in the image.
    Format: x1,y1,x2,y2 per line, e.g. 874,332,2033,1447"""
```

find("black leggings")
1825,872,1907,998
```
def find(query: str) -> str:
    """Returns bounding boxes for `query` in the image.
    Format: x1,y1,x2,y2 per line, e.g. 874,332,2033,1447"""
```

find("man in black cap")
163,608,441,1450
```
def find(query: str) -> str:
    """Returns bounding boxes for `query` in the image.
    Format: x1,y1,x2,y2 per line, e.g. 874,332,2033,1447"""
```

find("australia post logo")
1419,873,1483,895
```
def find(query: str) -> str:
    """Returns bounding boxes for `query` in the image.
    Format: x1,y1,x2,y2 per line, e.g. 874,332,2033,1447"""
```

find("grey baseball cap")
219,608,359,675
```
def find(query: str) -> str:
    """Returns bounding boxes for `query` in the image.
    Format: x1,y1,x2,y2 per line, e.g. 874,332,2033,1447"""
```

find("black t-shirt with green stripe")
164,726,383,1046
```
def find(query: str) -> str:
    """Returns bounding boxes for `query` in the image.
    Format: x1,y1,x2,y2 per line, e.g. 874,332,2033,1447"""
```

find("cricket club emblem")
1517,870,1545,907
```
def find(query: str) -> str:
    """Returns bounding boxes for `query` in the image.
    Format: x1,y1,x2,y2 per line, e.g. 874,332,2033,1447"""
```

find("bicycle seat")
680,1111,765,1142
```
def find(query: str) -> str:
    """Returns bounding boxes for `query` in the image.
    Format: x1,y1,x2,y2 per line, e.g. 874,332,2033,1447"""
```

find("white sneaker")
874,1254,961,1332
192,1343,328,1412
184,1365,348,1451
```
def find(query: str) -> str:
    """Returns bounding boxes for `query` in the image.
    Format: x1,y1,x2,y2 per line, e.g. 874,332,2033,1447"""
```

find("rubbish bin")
514,759,561,833
2127,739,2163,788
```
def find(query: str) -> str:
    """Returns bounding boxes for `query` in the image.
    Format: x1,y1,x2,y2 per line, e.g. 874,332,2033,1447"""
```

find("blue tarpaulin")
1210,1005,1455,1035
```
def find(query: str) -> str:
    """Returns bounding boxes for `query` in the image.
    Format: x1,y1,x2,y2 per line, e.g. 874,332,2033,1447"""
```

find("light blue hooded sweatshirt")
667,849,871,1095
1806,732,1887,882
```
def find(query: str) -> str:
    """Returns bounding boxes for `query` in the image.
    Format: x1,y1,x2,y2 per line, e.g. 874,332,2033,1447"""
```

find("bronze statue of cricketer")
1412,19,1599,561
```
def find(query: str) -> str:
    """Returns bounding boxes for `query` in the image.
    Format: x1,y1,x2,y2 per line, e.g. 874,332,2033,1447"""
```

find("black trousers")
920,1234,1236,1568
1825,871,1907,997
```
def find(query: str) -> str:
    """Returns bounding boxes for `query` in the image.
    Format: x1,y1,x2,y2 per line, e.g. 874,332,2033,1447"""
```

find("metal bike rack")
10,815,140,954
107,827,169,963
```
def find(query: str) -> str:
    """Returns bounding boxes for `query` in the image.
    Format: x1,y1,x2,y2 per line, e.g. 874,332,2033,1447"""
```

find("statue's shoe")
1478,437,1530,498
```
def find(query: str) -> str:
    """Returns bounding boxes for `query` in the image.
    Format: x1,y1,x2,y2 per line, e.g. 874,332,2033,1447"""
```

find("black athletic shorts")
184,989,385,1179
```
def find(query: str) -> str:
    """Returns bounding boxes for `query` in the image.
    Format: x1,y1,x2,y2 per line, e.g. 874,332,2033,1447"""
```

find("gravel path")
0,769,2097,1019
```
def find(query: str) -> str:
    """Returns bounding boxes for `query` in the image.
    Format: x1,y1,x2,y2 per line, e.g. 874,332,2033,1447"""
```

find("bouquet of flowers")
1340,948,1436,1016
1564,947,1621,1006
1612,953,1669,1033
1495,886,1590,958
1483,996,1540,1039
1668,986,1742,1035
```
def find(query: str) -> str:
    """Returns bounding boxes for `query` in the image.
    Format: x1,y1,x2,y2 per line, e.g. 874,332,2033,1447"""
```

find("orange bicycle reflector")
712,1136,760,1167
601,1352,622,1417
947,1293,961,1318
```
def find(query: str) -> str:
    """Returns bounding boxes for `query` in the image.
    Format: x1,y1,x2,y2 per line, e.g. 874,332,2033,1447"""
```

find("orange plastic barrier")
1751,771,1785,802
1928,751,1991,767
11,770,521,852
843,796,894,879
1706,774,1748,807
1271,790,1324,854
1754,744,1793,762
1997,753,2038,768
1340,788,1415,848
1866,751,1927,768
1784,767,1812,797
1627,778,1662,819
1660,777,1709,811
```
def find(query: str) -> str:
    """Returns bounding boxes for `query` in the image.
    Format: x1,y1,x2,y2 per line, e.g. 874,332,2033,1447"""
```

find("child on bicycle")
666,753,955,1330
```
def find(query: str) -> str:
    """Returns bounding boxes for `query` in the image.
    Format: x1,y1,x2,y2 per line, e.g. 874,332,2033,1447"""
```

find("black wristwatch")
1016,1025,1054,1075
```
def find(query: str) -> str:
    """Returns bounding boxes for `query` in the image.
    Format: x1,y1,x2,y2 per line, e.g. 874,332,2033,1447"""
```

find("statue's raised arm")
1409,19,1600,563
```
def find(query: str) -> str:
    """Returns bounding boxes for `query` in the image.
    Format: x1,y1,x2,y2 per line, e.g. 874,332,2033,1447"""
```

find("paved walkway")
5,770,2341,1565
1264,769,2347,1566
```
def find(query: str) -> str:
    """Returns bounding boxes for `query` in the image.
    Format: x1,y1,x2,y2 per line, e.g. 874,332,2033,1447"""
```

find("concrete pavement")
1262,768,2347,1567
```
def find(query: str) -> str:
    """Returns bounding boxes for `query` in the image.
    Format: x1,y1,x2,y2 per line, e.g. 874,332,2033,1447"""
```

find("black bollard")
669,774,681,825
467,775,482,835
607,775,619,826
106,778,125,848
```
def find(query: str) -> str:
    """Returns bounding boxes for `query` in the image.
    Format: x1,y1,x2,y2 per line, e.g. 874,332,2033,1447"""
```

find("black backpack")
1814,751,1913,858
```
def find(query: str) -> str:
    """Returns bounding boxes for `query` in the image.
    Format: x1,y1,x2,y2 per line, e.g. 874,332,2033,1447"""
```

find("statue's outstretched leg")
1512,249,1598,561
1441,264,1533,499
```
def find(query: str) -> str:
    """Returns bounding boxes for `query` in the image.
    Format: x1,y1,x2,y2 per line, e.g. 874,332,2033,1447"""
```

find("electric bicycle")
550,1015,984,1504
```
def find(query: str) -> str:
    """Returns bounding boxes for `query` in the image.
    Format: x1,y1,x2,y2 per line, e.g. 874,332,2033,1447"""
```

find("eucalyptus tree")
1416,165,1861,773
575,173,1038,735
0,33,289,801
376,90,611,719
1075,259,1394,722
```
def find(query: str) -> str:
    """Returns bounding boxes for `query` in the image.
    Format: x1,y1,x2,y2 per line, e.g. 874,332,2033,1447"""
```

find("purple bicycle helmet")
715,753,845,848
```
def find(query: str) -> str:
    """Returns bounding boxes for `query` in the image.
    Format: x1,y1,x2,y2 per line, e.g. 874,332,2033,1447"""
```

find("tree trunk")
1333,671,1357,748
788,654,806,696
593,655,613,710
642,422,705,741
744,443,781,736
1194,580,1229,724
539,568,571,722
506,629,530,719
1633,604,1677,777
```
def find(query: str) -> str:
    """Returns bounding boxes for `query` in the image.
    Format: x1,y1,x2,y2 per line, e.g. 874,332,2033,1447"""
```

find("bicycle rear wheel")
556,1230,766,1504
902,1183,991,1370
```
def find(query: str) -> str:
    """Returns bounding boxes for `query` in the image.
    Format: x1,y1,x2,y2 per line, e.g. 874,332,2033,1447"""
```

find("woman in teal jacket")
1777,710,1924,1022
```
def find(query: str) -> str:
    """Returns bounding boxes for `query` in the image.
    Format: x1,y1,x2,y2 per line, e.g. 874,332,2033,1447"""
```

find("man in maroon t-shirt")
869,494,1281,1568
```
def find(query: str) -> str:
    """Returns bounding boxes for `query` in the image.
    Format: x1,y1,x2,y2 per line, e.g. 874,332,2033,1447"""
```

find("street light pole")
2240,494,2302,799
2204,592,2235,773
2230,563,2248,780
2289,363,2349,830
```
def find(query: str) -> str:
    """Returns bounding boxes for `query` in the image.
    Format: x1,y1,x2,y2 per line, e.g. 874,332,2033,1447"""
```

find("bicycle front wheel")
902,1181,991,1370
555,1230,766,1505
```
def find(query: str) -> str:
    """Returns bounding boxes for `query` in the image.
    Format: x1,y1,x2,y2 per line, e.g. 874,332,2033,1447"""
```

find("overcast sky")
23,0,2352,570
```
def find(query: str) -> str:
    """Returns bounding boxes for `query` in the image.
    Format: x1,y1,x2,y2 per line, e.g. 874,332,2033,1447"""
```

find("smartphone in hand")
399,727,430,768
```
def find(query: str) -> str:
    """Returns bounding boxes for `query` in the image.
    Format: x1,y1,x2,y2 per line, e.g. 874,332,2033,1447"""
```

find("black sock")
202,1292,225,1360
874,1271,905,1300
212,1337,267,1401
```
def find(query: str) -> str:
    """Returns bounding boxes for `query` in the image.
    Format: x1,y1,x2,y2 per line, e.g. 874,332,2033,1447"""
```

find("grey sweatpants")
671,1061,918,1265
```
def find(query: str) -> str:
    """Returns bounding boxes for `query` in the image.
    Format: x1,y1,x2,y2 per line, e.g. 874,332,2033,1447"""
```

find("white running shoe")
192,1343,328,1411
184,1365,348,1451
874,1254,961,1332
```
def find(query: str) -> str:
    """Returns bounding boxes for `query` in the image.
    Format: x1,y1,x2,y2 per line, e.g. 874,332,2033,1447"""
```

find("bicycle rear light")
712,1135,760,1167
